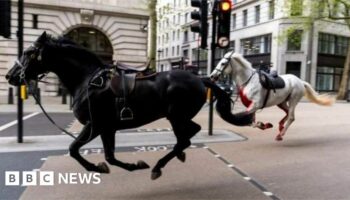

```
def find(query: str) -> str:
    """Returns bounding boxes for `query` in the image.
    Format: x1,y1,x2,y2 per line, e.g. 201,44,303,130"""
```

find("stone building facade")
0,0,149,95
156,0,350,92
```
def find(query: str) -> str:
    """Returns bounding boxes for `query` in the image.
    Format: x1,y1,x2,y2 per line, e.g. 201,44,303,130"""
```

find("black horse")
6,32,253,180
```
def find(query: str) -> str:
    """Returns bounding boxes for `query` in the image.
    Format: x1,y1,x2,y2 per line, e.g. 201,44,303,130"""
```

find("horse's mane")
45,34,105,67
231,52,253,69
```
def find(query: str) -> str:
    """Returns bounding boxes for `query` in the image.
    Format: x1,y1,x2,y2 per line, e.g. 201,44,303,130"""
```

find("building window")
184,30,188,43
255,5,260,24
269,0,275,20
172,46,175,56
316,66,343,91
287,30,303,51
177,45,180,56
241,34,272,55
177,29,180,40
32,14,38,29
232,14,236,29
290,0,303,16
318,33,349,56
243,10,248,27
183,49,189,58
229,40,235,52
185,13,188,23
192,48,208,75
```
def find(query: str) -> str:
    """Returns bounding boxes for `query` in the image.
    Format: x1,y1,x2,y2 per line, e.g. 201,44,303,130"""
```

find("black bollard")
62,88,67,104
8,87,14,104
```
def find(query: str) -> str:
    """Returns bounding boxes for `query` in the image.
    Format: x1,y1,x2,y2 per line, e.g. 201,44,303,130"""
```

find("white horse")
211,51,335,141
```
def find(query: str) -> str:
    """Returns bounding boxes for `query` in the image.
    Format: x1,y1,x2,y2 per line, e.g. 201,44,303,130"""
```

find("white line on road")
0,112,41,132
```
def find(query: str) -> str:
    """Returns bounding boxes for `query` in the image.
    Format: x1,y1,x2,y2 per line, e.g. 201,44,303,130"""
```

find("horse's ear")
35,31,47,46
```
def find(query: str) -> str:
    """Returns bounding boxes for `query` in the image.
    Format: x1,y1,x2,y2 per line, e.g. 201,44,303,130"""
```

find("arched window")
66,27,113,64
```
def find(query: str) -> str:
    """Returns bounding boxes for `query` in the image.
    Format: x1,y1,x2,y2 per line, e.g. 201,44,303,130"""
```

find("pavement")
2,96,350,199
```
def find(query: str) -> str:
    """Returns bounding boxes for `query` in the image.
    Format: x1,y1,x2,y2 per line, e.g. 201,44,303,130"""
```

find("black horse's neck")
42,40,104,96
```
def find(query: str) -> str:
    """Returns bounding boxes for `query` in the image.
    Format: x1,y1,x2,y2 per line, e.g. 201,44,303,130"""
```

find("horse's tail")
201,78,254,126
303,81,335,106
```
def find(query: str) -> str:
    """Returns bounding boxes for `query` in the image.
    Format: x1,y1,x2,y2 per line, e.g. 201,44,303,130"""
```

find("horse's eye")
30,54,36,59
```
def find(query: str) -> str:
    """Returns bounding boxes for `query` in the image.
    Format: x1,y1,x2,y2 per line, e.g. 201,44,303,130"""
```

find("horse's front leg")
69,122,110,173
248,102,273,130
100,130,150,171
151,120,200,180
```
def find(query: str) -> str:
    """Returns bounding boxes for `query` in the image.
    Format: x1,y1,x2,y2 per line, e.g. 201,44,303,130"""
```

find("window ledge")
286,50,304,53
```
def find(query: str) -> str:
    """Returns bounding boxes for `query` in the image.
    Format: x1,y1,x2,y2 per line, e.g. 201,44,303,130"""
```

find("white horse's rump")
211,51,334,141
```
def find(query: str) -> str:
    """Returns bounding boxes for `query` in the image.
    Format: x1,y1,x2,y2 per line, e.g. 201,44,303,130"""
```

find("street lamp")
157,49,163,71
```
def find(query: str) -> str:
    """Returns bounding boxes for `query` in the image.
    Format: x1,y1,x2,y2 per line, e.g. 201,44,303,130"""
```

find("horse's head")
6,32,48,86
210,51,252,81
210,51,236,81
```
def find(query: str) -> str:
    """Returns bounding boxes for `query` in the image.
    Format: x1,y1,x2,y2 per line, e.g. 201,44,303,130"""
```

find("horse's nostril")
5,74,10,80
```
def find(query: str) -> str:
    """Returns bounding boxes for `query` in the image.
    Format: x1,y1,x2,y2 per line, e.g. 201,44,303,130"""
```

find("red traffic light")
220,0,232,12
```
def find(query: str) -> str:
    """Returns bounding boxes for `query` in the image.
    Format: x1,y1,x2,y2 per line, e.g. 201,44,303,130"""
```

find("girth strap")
120,71,134,120
261,89,271,110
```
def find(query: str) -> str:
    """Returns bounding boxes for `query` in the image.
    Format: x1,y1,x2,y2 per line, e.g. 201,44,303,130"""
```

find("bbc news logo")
5,171,101,186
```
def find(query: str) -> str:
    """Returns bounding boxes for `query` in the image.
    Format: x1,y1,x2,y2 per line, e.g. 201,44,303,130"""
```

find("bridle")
15,43,49,84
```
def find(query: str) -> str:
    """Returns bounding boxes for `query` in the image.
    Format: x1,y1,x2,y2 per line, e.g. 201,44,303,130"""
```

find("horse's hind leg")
69,123,109,173
100,129,150,171
277,101,289,132
151,120,200,180
276,97,300,141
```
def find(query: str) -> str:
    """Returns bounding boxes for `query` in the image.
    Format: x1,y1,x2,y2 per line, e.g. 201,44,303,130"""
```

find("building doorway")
286,61,301,78
65,27,113,64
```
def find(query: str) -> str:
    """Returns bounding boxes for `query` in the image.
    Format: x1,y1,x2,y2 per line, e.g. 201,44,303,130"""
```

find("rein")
16,59,78,140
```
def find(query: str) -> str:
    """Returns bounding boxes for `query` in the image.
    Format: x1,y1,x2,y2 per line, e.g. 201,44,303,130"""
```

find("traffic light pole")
17,0,24,143
208,0,219,136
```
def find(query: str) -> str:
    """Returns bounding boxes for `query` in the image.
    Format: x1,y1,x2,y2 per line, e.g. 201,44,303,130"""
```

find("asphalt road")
0,112,75,137
0,112,75,199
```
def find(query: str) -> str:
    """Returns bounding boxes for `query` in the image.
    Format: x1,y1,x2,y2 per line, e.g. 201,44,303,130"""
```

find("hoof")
97,162,110,173
275,135,283,141
177,152,186,162
265,123,273,129
136,160,150,169
151,170,162,180
256,122,273,130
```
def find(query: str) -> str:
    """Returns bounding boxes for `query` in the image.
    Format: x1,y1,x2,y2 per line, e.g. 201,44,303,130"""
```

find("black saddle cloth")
259,70,285,90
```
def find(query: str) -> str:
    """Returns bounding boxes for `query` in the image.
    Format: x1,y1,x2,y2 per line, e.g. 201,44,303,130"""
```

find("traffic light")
217,0,232,48
0,0,11,39
190,0,208,49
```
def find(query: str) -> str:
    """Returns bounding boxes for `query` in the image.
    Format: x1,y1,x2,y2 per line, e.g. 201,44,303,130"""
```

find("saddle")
259,70,285,92
93,60,158,120
258,70,285,109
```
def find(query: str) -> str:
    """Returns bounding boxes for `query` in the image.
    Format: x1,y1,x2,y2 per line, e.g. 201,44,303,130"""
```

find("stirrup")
120,107,134,121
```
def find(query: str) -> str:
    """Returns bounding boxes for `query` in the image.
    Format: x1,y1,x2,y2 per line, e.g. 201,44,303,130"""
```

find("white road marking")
244,177,252,181
0,112,40,132
263,191,274,196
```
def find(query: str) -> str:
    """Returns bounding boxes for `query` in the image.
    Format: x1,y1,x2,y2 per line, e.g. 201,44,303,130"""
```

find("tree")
284,0,350,99
148,0,157,70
